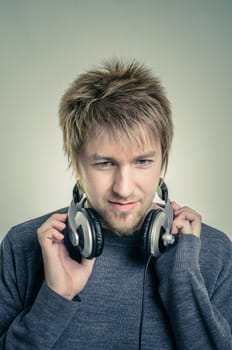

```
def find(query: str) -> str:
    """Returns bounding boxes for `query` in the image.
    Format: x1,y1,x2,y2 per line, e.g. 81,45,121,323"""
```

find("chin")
105,217,142,236
97,207,145,235
113,227,135,236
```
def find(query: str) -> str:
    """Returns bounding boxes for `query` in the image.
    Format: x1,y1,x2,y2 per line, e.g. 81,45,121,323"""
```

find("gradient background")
1,0,231,240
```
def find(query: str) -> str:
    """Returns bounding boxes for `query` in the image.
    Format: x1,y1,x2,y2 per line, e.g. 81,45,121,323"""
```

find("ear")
73,183,84,204
157,179,168,202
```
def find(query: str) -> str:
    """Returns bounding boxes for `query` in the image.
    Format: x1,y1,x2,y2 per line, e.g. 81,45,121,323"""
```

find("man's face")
78,129,163,235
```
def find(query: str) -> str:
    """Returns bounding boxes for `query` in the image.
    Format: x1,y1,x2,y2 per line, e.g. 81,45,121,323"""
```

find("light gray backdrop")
1,0,231,240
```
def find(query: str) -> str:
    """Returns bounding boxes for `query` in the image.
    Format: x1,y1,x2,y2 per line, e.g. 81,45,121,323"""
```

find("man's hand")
37,213,95,300
171,202,201,238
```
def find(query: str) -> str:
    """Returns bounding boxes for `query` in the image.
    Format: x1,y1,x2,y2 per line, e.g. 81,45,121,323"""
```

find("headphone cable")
138,254,152,350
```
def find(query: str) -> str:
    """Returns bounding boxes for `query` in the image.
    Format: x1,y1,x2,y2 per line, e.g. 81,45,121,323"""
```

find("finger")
174,206,200,216
48,229,64,241
171,201,183,218
173,209,201,237
175,208,201,226
179,210,201,237
175,210,197,222
42,213,68,228
47,213,68,225
38,227,64,245
171,201,181,211
45,219,66,232
50,213,68,221
38,217,67,236
172,217,192,234
173,206,201,223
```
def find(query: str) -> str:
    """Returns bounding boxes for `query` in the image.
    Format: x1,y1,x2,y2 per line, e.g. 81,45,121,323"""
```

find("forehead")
82,127,161,159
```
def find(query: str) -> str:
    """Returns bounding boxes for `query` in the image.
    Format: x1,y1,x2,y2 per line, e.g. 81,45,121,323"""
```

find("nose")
112,166,134,199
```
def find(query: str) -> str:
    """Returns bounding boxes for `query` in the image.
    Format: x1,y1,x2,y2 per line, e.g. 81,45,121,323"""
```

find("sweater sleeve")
0,235,80,349
155,234,232,350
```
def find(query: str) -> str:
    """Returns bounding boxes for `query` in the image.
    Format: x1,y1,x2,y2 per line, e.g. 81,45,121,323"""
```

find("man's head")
59,58,173,178
59,58,173,234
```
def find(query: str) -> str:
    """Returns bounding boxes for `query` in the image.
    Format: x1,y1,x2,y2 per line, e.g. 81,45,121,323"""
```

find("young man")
0,59,231,349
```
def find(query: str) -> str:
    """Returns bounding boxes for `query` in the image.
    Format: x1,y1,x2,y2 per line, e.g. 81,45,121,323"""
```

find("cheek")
142,168,161,188
141,173,161,200
83,174,109,201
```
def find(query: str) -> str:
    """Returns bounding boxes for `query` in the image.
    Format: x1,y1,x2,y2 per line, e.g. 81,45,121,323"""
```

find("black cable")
138,254,152,350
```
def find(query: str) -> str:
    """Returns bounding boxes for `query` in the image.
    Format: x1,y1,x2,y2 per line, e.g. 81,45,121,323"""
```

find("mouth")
109,201,138,212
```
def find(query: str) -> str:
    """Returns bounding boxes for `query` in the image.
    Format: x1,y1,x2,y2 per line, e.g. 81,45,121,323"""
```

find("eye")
94,161,113,168
136,159,153,167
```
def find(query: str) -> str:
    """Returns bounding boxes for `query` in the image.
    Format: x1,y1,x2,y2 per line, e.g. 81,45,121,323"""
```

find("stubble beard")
96,205,148,236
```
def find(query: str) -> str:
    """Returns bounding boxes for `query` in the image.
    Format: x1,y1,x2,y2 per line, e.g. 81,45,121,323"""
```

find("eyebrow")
90,151,157,161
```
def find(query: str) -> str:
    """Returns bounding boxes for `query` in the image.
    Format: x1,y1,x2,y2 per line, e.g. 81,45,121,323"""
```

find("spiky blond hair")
59,58,173,177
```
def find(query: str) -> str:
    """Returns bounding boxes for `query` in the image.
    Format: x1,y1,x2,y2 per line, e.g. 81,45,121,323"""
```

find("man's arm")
0,283,79,349
155,204,232,350
0,215,95,349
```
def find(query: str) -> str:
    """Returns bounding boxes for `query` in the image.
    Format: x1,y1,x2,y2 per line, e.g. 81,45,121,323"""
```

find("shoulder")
3,207,68,251
0,208,68,307
200,223,232,259
199,223,232,291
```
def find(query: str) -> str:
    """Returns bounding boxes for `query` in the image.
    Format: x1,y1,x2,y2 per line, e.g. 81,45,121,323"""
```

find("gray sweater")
0,209,232,349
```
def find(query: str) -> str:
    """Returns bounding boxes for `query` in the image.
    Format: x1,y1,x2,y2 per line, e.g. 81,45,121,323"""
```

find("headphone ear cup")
67,202,104,259
84,208,104,258
142,209,165,257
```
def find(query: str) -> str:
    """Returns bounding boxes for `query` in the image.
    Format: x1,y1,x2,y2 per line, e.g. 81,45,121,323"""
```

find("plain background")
0,0,231,241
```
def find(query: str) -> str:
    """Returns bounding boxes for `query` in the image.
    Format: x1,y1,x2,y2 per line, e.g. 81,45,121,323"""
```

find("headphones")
65,182,175,260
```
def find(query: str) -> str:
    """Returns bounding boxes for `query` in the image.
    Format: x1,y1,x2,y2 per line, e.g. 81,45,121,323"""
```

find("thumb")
81,257,96,273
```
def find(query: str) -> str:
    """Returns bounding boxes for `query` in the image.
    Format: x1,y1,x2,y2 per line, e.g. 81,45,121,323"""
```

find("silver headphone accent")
149,182,175,257
68,195,97,258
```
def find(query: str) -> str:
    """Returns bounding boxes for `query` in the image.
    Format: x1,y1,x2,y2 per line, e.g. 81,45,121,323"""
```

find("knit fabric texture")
0,208,232,349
